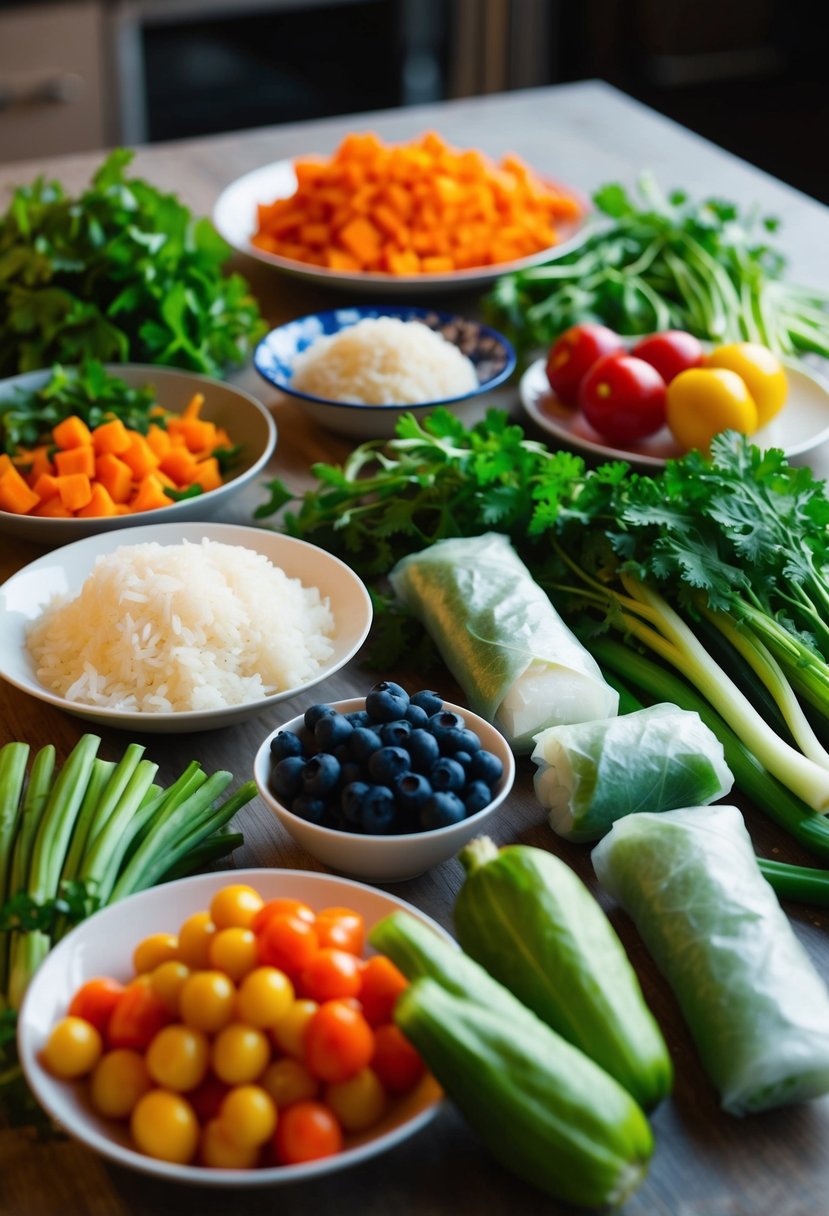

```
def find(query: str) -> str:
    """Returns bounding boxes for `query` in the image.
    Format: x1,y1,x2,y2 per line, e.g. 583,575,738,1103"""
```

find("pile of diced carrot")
0,394,232,518
252,130,583,275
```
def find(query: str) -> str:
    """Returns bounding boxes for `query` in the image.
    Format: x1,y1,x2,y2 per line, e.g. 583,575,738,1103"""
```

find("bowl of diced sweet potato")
0,363,276,543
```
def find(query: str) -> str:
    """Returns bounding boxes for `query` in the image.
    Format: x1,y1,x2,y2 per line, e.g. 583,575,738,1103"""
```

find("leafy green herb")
0,149,265,378
486,173,829,359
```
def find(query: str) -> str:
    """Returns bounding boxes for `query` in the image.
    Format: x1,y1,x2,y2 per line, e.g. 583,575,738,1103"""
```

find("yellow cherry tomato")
130,1090,199,1164
177,911,216,970
209,884,264,931
199,1117,260,1169
211,1023,271,1085
666,367,758,453
271,999,318,1059
260,1057,319,1108
208,927,259,983
178,970,236,1034
219,1084,278,1148
90,1049,152,1119
236,967,295,1029
705,341,787,427
133,932,179,975
145,1024,210,1092
41,1016,103,1079
324,1067,386,1132
150,960,191,1014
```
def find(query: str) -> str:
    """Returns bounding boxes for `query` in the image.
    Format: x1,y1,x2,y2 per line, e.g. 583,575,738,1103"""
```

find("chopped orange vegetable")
120,433,159,480
191,457,222,493
159,445,198,485
31,472,60,502
76,483,119,518
53,415,93,449
0,466,40,514
252,130,583,275
54,445,96,479
94,453,133,504
146,423,172,459
131,474,174,513
92,417,131,456
32,497,72,518
56,473,93,512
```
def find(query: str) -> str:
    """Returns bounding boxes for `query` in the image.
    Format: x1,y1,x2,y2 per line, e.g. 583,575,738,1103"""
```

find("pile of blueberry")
268,681,505,836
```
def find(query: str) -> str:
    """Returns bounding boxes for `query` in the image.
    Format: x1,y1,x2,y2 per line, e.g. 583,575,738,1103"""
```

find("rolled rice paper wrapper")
592,804,829,1115
389,533,618,751
532,703,734,842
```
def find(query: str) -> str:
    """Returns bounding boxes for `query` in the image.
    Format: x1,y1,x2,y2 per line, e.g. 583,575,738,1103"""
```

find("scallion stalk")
756,859,829,906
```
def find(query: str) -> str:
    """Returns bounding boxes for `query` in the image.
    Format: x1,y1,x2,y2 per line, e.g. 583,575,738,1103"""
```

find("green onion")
757,859,829,906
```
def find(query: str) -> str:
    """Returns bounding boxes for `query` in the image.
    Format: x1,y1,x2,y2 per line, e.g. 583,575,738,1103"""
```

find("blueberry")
270,755,306,802
428,710,467,749
452,750,473,773
341,780,370,827
314,712,354,751
345,710,371,728
301,753,341,797
420,791,467,830
455,727,482,754
429,756,466,793
408,728,440,774
269,730,306,762
410,689,444,716
469,749,504,786
439,726,483,755
394,771,433,813
464,780,493,816
404,702,429,727
304,703,337,731
339,761,363,788
366,681,410,723
359,785,398,834
348,726,383,763
291,794,327,824
368,746,411,784
380,719,412,748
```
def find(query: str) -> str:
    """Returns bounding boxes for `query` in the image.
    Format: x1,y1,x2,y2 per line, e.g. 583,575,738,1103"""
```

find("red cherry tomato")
631,330,705,383
67,977,125,1038
579,353,666,444
545,324,623,406
107,978,172,1051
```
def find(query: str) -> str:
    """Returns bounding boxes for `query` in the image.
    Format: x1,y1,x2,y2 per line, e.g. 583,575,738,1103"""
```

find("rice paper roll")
389,533,618,752
592,804,829,1115
532,703,734,842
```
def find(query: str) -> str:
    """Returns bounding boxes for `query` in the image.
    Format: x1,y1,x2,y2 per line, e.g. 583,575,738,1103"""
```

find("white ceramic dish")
0,522,372,732
18,868,446,1188
254,697,516,883
519,354,829,469
253,305,516,440
213,158,587,297
0,365,277,543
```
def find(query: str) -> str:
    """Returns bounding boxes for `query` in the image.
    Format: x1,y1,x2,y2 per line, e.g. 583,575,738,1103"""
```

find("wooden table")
3,80,829,1216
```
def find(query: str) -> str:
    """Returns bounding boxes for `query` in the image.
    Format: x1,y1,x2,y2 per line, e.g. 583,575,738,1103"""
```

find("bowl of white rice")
253,305,516,439
0,522,372,732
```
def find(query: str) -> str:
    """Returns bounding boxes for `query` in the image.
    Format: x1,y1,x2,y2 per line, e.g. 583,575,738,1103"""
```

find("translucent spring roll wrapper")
592,804,829,1115
532,703,734,842
389,533,618,752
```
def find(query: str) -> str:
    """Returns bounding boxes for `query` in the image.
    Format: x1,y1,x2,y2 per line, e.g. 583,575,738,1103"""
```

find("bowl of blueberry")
252,682,515,883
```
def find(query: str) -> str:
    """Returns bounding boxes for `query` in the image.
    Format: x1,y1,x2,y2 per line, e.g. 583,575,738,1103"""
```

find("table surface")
2,79,829,1216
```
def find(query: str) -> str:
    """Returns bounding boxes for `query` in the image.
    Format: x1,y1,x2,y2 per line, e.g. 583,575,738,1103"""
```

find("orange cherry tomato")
107,977,172,1051
313,907,365,955
67,977,126,1038
357,955,408,1028
371,1022,426,1094
273,1100,343,1165
257,913,319,976
303,999,375,1084
189,1075,231,1123
299,949,363,1003
252,898,315,935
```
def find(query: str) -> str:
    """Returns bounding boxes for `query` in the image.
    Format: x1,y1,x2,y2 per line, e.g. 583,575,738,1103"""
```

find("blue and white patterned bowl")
253,305,516,438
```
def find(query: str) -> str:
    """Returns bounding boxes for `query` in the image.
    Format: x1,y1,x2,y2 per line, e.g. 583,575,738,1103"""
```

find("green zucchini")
453,837,672,1109
377,914,653,1209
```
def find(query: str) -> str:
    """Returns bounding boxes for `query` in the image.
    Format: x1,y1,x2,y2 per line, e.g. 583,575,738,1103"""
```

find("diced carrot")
0,465,40,514
53,415,93,450
76,483,119,518
191,457,222,493
94,453,134,504
32,497,72,518
325,249,361,271
0,453,13,478
420,255,455,273
182,392,205,421
146,423,172,459
56,473,93,512
27,446,55,482
166,417,217,454
120,432,159,480
338,216,382,267
54,445,96,478
158,445,198,485
92,417,131,456
31,472,60,502
130,474,174,513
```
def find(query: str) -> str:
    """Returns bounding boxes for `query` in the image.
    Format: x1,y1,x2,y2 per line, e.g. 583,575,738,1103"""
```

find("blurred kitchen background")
0,0,826,202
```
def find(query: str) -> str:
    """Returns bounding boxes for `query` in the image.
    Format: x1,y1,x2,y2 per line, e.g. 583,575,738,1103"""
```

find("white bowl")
0,522,372,732
18,868,446,1188
0,365,277,544
253,305,516,439
254,697,516,883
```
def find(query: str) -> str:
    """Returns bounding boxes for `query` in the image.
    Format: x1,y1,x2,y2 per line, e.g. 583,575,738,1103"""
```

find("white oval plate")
0,522,372,732
213,158,587,297
18,868,446,1188
519,355,829,468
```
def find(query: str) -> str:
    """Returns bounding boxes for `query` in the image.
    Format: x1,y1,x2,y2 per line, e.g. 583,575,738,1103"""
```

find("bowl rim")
17,867,448,1188
253,304,517,410
0,363,277,532
253,695,516,846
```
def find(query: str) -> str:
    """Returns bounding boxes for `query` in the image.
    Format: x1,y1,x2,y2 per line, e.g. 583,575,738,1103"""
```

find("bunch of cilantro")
0,150,265,378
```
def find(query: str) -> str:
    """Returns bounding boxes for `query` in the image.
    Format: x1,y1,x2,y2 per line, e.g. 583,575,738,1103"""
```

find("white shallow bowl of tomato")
17,868,446,1188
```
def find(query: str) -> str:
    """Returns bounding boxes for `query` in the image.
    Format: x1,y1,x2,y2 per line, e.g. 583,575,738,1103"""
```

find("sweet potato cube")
121,432,159,480
95,453,134,504
76,483,119,518
53,415,92,449
0,465,40,514
130,474,174,513
92,418,131,456
159,445,198,486
32,497,72,518
56,473,93,512
146,423,172,459
192,457,222,493
55,445,96,478
338,216,382,266
31,472,60,502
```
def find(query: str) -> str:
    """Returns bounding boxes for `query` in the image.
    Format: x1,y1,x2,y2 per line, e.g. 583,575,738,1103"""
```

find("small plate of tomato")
519,323,829,467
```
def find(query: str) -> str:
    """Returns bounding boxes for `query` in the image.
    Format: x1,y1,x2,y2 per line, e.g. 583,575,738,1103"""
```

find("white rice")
26,539,336,712
290,316,479,405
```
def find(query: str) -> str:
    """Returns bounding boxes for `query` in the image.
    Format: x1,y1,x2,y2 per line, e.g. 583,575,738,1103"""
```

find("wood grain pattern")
2,81,829,1216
